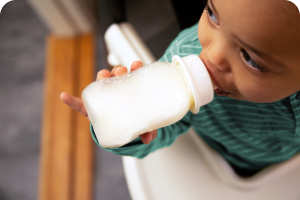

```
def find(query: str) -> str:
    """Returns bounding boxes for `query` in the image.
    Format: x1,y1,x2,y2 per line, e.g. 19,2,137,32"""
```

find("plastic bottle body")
82,61,194,148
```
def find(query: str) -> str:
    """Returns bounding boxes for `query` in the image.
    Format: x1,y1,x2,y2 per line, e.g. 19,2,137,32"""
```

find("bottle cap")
172,55,214,114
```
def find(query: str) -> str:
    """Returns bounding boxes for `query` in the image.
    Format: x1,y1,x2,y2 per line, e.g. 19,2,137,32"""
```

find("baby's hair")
291,1,300,10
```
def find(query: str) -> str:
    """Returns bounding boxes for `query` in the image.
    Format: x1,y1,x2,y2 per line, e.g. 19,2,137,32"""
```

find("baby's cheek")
233,79,264,102
238,85,276,103
198,14,209,47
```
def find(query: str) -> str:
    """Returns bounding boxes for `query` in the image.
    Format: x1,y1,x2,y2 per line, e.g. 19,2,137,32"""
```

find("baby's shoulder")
159,23,201,62
174,24,202,56
176,23,199,46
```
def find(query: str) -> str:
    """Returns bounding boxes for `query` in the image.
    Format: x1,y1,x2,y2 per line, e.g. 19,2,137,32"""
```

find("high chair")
123,127,300,200
104,22,300,200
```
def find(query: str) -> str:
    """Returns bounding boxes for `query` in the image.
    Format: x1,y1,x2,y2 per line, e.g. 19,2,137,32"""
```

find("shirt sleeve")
91,111,192,159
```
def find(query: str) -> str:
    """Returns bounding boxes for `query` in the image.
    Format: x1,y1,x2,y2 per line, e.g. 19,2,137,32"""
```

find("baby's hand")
60,61,157,145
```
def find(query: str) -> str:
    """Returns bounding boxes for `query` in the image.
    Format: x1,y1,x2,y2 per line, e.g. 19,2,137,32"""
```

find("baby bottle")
82,55,214,148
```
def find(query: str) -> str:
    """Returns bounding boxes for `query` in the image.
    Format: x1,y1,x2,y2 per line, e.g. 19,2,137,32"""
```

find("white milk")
82,55,214,148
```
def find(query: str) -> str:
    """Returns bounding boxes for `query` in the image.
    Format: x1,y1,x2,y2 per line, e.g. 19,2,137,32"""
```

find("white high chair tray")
123,127,300,200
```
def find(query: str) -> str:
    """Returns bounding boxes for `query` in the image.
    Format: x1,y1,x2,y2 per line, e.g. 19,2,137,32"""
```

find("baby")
61,0,300,176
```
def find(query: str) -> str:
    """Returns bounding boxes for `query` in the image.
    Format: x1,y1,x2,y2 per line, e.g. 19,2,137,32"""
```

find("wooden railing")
39,33,95,200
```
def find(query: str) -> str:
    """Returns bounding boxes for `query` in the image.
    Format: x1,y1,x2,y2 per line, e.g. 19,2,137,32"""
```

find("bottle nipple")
172,55,214,114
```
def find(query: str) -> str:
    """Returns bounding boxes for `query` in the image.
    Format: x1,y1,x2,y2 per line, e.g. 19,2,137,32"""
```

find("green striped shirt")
91,23,300,175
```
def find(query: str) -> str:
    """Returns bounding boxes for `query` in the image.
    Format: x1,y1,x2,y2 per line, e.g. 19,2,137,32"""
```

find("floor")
0,0,180,199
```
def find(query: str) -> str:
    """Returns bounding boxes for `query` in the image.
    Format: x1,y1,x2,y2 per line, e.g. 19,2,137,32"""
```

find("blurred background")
0,0,300,200
0,0,185,199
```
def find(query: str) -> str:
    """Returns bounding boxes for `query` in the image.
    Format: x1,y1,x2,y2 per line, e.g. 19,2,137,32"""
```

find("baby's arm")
60,61,157,145
93,110,192,158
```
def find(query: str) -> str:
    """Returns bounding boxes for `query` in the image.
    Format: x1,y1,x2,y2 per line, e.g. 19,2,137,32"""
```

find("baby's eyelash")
205,4,219,25
241,49,266,73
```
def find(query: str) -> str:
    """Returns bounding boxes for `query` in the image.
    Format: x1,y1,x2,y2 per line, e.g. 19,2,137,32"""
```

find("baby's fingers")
111,65,128,76
130,61,143,71
97,69,111,81
111,61,143,75
60,92,89,119
140,129,157,145
98,61,142,80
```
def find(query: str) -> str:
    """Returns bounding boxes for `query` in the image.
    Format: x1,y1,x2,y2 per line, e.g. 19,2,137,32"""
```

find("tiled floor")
0,0,180,200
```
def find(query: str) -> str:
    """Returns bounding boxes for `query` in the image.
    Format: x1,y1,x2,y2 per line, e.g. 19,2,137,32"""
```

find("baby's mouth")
212,80,230,96
214,87,230,96
200,56,230,97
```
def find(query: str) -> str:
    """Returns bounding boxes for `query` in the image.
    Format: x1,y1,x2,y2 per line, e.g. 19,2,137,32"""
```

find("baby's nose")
207,41,231,73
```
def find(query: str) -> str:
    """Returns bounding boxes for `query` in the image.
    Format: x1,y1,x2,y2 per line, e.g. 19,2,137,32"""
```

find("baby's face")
198,0,300,103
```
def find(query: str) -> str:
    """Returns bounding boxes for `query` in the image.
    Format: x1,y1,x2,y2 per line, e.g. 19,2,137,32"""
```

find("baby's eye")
241,49,265,72
206,5,218,25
